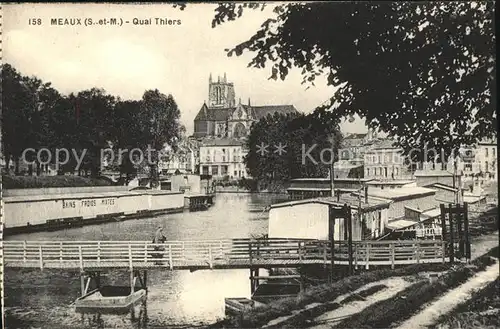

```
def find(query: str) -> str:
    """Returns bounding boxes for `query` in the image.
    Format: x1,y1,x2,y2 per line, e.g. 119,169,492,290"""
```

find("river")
3,192,289,329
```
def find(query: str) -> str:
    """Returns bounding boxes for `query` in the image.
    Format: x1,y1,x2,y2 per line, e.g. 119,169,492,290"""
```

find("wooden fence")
2,238,447,271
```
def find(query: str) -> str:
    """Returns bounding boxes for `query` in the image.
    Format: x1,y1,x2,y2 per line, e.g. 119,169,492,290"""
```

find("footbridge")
3,238,448,271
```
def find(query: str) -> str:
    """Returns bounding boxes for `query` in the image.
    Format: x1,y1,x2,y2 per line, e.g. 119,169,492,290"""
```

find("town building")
268,193,392,241
363,139,413,180
470,137,497,181
193,73,299,139
198,138,248,179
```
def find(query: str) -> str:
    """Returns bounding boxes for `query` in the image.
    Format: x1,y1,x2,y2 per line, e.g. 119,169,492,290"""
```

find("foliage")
1,64,182,184
244,112,342,186
212,2,496,162
2,175,112,189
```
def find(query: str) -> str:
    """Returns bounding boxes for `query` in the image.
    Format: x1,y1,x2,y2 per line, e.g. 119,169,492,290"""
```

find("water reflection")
5,193,289,328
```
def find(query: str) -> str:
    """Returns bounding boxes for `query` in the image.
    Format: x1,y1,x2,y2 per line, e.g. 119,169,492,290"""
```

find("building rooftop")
414,170,462,177
367,186,436,200
290,177,373,182
366,179,415,186
270,193,392,212
200,138,245,147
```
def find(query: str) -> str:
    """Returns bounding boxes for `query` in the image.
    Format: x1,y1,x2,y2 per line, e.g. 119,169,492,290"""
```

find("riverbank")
210,232,499,328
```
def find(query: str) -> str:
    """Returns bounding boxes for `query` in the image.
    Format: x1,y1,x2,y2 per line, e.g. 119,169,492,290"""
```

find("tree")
1,64,33,173
140,90,181,187
245,112,342,189
211,2,495,162
72,88,116,177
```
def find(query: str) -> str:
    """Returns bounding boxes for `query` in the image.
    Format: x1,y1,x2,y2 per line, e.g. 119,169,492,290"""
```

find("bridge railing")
3,238,446,270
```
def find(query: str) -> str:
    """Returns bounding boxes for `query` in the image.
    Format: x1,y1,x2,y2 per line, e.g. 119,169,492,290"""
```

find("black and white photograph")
0,2,498,329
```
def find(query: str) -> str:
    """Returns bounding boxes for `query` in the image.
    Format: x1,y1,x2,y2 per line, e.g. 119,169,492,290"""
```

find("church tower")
208,73,236,108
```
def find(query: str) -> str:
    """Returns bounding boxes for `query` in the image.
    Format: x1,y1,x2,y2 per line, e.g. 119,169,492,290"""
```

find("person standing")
153,226,166,264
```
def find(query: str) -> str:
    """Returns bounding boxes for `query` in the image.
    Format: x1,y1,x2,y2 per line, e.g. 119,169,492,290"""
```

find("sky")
3,3,367,135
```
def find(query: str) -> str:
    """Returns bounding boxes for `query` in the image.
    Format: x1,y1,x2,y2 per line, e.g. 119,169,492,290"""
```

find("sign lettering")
61,198,117,209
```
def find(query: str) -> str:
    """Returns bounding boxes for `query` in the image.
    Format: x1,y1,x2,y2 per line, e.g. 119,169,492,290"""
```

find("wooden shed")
268,193,392,241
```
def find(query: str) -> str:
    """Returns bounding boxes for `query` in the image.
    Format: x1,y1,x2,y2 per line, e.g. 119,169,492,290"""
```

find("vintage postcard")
0,2,497,329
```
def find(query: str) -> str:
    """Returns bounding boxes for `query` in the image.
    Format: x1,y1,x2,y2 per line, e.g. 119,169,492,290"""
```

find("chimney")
364,185,368,204
223,72,227,83
209,73,212,83
248,98,251,106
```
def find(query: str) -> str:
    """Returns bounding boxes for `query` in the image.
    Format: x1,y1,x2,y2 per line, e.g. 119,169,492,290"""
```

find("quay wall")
4,190,184,230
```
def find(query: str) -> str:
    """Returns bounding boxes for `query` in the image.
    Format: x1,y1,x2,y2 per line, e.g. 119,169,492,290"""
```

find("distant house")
199,138,249,179
363,139,413,180
268,193,392,241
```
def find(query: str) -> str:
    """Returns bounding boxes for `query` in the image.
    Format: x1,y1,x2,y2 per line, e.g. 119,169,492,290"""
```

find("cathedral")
193,73,298,139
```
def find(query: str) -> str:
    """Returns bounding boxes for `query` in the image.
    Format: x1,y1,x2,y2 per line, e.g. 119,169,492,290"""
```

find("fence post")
144,242,148,263
78,246,83,271
249,242,253,266
323,242,327,266
449,204,455,263
39,246,44,271
220,240,224,258
365,243,370,270
464,203,470,262
390,243,395,269
209,245,213,269
128,245,133,270
59,242,63,265
97,241,101,265
440,204,447,259
182,241,185,261
354,243,358,270
415,242,420,264
169,244,173,270
23,241,27,263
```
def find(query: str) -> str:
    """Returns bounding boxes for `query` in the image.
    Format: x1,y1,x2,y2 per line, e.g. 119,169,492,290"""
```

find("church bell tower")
208,72,236,108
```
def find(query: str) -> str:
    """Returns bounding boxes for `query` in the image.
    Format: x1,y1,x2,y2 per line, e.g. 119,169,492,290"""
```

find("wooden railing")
2,238,447,271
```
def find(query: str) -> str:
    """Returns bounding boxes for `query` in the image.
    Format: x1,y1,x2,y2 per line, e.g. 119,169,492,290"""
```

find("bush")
2,175,113,189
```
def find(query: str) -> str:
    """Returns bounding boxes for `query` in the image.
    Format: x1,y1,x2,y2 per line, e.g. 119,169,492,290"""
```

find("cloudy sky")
3,3,367,135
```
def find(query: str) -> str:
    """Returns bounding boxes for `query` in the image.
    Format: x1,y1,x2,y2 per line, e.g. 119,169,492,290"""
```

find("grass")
3,175,113,189
212,263,450,328
270,284,388,329
333,247,499,329
430,277,500,329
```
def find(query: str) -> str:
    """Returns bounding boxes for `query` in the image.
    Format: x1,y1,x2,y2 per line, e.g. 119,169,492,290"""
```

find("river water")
3,192,289,329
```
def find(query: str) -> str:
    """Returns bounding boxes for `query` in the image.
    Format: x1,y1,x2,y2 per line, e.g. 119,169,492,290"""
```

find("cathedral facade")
193,73,298,139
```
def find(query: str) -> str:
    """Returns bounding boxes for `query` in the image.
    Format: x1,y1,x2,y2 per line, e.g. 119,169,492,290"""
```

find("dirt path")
307,277,412,329
395,260,499,329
